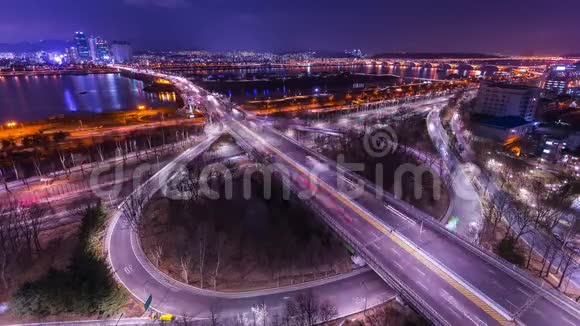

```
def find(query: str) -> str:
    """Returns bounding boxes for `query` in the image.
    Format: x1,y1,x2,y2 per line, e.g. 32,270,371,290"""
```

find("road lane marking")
416,281,429,291
123,265,134,275
504,299,516,309
464,312,488,326
516,287,531,297
236,108,512,325
385,204,416,225
394,261,404,270
562,317,576,326
414,266,426,276
390,248,401,257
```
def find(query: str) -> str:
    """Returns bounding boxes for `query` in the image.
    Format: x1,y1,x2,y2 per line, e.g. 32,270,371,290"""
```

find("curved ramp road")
224,115,580,326
427,108,483,240
106,128,394,321
115,66,580,326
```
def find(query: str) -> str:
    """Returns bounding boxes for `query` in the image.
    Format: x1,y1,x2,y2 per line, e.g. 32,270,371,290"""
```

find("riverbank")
0,67,117,77
0,70,202,147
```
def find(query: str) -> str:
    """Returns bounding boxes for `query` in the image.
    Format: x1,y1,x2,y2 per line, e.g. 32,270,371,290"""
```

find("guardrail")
264,123,580,319
225,125,453,325
281,171,452,326
425,109,580,312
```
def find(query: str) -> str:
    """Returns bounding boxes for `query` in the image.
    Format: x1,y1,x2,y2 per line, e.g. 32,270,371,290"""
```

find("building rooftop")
482,81,537,91
480,116,535,129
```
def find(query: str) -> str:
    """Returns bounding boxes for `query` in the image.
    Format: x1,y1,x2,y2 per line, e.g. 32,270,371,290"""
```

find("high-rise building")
111,41,133,63
88,36,111,62
472,81,540,121
74,32,90,62
541,64,580,97
88,37,97,61
96,38,111,61
65,46,80,64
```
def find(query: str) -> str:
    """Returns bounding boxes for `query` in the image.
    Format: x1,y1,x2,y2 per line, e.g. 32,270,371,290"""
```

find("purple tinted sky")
1,0,579,54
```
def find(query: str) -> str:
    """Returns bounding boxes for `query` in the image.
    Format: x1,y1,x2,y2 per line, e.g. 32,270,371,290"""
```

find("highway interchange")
24,66,576,326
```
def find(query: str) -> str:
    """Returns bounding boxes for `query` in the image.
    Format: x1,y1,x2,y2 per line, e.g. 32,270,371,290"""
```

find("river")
189,63,494,101
0,73,178,123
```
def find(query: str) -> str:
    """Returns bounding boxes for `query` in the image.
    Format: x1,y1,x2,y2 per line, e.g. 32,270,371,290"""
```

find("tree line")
0,124,203,191
10,203,127,316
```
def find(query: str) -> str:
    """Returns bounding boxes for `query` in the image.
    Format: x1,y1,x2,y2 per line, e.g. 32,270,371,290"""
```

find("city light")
1,7,580,325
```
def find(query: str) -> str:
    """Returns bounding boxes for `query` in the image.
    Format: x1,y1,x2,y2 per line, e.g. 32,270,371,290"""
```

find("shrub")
11,204,126,317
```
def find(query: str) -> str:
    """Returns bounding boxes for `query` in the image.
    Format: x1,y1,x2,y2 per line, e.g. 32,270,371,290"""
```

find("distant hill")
371,52,504,59
0,40,70,53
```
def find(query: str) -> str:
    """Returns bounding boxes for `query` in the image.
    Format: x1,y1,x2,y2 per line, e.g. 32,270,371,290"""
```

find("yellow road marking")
237,122,510,325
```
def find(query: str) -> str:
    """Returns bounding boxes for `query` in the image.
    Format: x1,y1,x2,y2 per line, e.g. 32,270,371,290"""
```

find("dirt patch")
311,132,451,220
0,222,80,304
324,300,427,326
140,168,355,291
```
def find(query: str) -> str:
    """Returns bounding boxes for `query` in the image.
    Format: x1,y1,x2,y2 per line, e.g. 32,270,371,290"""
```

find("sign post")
144,295,153,312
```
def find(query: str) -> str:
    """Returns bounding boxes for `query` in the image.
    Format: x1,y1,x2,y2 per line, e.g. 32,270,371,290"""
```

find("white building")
111,42,133,63
473,81,540,121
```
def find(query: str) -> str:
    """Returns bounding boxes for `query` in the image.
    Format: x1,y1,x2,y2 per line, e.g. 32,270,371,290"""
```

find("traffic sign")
144,295,153,311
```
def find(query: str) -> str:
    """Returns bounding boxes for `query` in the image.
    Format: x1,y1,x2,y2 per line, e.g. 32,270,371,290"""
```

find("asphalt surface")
106,132,395,322
224,115,580,326
447,107,580,289
427,107,483,240
116,67,580,325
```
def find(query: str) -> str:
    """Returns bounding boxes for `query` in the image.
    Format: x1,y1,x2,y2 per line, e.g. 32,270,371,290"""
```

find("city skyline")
2,0,580,55
1,2,580,325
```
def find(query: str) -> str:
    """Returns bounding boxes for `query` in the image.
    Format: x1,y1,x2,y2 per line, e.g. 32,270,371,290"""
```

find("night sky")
2,0,579,55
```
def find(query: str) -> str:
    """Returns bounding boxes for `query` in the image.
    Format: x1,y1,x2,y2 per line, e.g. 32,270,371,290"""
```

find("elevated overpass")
118,66,580,326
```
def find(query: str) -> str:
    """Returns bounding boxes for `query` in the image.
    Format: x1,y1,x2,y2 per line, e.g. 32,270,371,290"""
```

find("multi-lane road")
427,106,483,240
106,129,395,323
114,67,580,325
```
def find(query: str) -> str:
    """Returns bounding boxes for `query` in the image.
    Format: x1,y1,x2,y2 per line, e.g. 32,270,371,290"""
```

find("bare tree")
7,153,21,184
481,191,510,242
121,189,148,233
0,165,10,193
16,211,34,257
26,204,46,252
0,222,10,289
529,181,573,231
183,165,202,203
95,142,105,162
57,149,70,177
180,253,192,284
209,303,221,326
558,248,579,290
284,291,337,326
198,222,207,289
152,243,164,267
32,151,43,177
541,241,561,278
511,205,535,243
526,236,536,269
214,231,226,290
